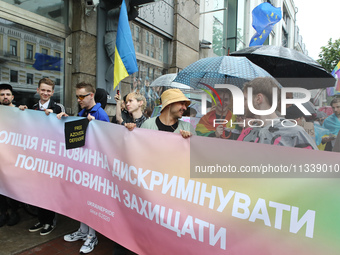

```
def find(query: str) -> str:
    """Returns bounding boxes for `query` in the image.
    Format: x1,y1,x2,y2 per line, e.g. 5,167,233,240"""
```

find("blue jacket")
78,103,110,122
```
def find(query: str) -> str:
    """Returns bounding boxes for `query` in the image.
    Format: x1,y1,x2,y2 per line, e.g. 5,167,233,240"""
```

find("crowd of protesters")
1,76,340,254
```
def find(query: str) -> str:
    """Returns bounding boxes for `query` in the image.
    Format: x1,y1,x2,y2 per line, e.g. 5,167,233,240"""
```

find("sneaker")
40,224,55,236
7,212,20,226
79,235,98,254
64,229,88,242
29,222,44,232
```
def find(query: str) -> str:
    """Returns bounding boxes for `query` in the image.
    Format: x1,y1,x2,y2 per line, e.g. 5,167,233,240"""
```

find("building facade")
0,0,317,117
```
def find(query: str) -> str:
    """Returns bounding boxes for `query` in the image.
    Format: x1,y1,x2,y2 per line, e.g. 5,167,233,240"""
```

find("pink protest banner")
1,105,340,254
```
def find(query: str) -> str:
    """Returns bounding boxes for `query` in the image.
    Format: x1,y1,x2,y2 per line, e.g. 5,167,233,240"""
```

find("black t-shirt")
156,116,178,132
81,106,94,117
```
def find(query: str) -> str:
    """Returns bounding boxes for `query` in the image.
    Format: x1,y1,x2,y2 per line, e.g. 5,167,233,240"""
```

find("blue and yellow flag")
33,52,62,71
113,0,138,89
249,3,282,46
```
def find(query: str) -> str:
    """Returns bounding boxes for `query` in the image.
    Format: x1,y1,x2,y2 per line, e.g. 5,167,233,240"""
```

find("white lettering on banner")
29,137,39,150
162,174,177,196
123,189,227,250
269,201,291,230
216,188,235,212
195,218,210,242
199,183,217,209
40,139,56,154
87,201,115,217
180,215,195,238
110,162,316,239
15,154,64,178
0,131,38,150
160,206,181,237
249,198,271,226
58,144,110,171
88,149,96,166
232,192,251,219
148,202,160,224
0,130,8,143
65,167,120,200
176,178,197,203
12,151,316,240
14,155,119,199
112,159,151,189
290,207,315,238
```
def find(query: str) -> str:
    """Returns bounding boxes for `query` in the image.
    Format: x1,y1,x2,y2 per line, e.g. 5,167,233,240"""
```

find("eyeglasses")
76,93,91,100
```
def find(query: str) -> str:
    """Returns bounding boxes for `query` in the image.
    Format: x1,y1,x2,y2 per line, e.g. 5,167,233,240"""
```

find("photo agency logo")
201,84,312,128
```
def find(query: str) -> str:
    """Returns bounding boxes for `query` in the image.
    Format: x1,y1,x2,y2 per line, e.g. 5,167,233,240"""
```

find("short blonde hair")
126,92,146,111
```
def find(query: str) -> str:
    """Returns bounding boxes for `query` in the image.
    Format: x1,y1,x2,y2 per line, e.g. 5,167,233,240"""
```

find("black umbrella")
230,45,336,89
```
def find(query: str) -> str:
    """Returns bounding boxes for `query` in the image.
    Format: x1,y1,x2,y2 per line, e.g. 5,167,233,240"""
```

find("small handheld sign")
64,118,89,150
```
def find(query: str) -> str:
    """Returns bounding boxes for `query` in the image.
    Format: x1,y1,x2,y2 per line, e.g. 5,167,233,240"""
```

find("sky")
293,0,340,61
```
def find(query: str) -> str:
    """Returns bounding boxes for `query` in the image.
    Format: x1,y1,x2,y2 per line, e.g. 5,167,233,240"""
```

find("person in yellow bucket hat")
141,88,195,138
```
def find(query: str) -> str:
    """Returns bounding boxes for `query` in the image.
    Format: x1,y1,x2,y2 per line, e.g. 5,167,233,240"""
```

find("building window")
135,26,140,42
136,44,140,53
26,44,33,59
41,48,48,55
55,52,61,58
131,24,134,37
55,78,61,85
146,31,149,43
146,49,149,56
10,70,18,82
27,73,33,84
159,39,162,48
10,39,17,56
150,34,154,45
3,1,68,24
159,55,162,61
151,68,155,80
282,29,288,47
0,17,65,107
151,51,154,58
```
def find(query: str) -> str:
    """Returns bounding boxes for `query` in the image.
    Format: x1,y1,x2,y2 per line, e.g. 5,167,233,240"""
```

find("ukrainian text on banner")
0,106,340,254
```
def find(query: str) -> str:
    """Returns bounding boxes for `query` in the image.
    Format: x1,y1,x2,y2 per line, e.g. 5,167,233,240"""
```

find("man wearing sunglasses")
56,82,109,254
57,82,109,122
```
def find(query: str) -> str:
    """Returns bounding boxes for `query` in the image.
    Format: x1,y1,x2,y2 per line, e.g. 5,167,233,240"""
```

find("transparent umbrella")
150,73,191,89
173,56,274,90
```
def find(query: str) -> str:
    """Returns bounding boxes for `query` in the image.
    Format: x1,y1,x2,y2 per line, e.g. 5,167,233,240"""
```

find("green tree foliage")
317,38,340,72
213,19,223,56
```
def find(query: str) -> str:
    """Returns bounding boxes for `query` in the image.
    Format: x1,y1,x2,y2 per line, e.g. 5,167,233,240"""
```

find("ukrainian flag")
113,0,138,89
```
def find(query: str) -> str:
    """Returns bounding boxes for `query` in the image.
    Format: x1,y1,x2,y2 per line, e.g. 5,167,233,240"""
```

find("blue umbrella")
173,56,274,89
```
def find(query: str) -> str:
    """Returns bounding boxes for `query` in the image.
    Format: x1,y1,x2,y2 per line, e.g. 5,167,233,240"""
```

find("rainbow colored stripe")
332,60,340,92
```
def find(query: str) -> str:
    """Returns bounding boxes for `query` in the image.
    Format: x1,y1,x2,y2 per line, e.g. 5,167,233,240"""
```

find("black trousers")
0,195,20,214
38,207,55,225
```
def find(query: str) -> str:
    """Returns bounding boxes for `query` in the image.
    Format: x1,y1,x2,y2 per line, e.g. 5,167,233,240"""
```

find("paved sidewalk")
0,206,131,255
16,233,114,255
